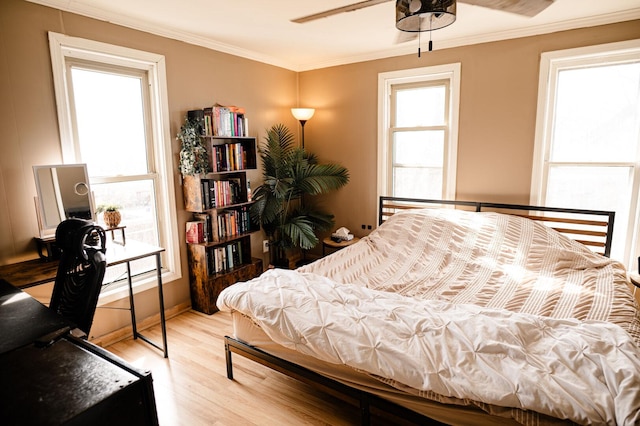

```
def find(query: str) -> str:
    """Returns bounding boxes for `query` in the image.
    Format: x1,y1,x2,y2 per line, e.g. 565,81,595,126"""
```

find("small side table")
34,235,61,261
104,225,126,245
322,236,360,256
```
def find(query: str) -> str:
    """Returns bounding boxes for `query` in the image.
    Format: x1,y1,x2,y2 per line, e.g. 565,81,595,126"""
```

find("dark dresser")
0,279,159,425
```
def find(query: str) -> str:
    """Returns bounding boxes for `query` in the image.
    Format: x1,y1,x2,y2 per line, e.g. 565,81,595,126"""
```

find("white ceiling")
28,0,640,71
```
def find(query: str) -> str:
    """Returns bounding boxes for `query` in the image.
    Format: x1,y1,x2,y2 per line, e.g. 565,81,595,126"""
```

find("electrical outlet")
262,240,269,253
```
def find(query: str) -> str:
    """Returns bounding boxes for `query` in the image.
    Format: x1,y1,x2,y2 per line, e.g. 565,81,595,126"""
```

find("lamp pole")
299,119,308,149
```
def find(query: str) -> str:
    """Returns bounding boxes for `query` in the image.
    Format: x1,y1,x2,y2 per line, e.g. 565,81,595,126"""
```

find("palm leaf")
295,163,349,195
280,215,318,250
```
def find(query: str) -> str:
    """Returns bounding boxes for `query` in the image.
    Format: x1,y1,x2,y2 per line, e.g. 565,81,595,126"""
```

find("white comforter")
218,268,640,425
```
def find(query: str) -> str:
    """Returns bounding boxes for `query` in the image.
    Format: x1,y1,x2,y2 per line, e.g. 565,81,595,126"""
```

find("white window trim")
48,31,181,303
531,39,640,269
377,64,461,203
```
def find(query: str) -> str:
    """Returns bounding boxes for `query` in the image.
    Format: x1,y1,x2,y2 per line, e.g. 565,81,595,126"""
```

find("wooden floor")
106,310,412,426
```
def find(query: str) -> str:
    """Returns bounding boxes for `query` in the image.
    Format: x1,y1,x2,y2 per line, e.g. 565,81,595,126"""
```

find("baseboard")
91,301,192,348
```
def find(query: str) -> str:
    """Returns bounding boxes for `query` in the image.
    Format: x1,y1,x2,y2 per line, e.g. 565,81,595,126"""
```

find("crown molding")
26,1,640,72
297,9,640,71
26,0,297,70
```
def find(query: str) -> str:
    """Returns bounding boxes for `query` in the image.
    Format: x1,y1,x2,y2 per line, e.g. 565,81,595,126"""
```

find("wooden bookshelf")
182,111,262,314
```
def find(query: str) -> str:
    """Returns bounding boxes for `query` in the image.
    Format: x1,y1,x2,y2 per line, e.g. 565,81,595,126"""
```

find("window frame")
531,39,640,270
48,31,181,303
377,64,461,203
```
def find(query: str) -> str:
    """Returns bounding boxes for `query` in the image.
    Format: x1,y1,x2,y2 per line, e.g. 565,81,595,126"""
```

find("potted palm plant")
251,124,349,267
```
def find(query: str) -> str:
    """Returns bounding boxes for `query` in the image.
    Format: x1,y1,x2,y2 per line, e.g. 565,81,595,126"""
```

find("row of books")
188,106,248,137
210,142,248,172
201,178,244,209
190,207,252,243
207,241,245,275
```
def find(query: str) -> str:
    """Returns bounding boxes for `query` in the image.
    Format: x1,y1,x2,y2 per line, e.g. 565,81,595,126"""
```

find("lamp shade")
291,108,315,121
396,0,456,32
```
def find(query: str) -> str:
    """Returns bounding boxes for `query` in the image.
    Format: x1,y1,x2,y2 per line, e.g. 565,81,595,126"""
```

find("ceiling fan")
291,0,554,24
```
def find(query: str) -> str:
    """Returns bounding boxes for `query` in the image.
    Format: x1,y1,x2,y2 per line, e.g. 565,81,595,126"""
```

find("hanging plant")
178,117,210,175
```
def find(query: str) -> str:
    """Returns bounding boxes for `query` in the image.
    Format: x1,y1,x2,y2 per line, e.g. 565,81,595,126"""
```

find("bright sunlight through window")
532,40,640,270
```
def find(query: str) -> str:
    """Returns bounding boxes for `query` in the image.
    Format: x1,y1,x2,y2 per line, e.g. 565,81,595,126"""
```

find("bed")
217,197,640,425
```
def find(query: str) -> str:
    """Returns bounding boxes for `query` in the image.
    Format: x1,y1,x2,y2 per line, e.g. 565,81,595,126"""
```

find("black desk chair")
49,219,107,337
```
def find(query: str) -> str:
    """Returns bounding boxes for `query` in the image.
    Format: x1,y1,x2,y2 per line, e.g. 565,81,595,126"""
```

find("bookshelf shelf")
182,109,262,314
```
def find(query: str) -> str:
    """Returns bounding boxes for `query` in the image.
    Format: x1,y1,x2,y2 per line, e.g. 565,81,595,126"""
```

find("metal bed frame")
224,337,444,425
224,197,616,425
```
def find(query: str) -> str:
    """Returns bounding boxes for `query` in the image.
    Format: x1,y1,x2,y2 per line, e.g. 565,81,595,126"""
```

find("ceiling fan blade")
291,0,392,24
459,0,554,17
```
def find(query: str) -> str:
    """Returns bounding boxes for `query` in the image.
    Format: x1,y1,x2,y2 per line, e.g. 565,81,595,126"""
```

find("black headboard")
379,197,615,258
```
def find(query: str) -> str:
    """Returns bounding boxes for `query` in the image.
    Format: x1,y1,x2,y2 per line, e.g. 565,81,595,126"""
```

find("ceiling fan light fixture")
396,0,457,32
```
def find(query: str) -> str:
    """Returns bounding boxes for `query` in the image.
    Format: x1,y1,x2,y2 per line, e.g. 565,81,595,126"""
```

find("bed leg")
360,395,371,426
225,340,234,380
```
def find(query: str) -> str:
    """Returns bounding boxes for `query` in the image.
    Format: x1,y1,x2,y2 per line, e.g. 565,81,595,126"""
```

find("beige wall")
299,20,640,238
1,0,639,338
0,0,298,338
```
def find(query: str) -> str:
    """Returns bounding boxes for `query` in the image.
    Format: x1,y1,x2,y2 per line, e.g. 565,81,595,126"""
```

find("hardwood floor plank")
106,310,365,425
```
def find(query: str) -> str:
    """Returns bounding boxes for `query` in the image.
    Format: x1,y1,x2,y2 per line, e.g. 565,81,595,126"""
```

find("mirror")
33,164,96,237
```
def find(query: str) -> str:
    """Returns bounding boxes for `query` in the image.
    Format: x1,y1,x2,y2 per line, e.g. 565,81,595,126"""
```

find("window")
532,39,640,270
49,32,180,302
378,64,460,201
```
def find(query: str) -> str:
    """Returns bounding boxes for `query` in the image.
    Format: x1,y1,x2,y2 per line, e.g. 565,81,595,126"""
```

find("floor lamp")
291,108,315,149
290,107,315,266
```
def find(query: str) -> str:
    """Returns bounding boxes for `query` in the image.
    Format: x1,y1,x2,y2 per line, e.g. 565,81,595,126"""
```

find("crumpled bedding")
217,208,640,425
217,268,640,425
300,208,640,344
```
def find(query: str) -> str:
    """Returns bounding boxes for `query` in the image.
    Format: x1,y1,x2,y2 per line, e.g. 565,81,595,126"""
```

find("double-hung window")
378,64,461,201
532,39,640,269
49,32,180,301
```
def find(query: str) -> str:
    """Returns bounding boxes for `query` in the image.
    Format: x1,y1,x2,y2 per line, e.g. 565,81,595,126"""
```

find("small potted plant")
96,204,122,228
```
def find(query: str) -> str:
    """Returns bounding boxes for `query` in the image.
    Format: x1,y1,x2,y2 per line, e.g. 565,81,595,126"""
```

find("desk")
0,279,159,425
0,240,169,358
0,257,59,288
0,279,72,355
108,241,168,358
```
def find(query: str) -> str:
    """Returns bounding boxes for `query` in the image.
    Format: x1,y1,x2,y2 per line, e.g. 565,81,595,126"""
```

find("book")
193,213,212,243
202,180,210,210
231,242,240,266
208,180,217,208
227,178,242,204
226,244,234,269
237,240,244,264
185,221,205,243
210,104,247,137
203,107,214,136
